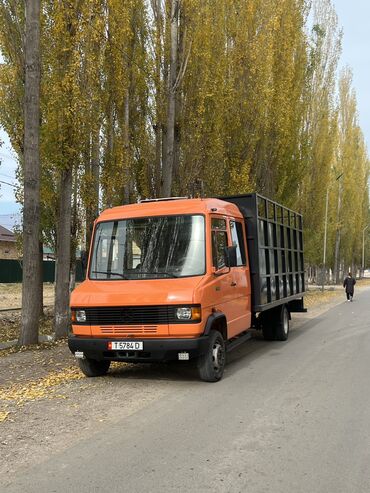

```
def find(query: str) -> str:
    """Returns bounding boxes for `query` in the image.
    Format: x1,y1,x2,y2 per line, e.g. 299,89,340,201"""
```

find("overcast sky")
334,0,370,148
1,0,369,216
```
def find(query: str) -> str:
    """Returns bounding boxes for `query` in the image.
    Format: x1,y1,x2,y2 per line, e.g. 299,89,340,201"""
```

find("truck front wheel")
78,357,111,377
197,330,226,382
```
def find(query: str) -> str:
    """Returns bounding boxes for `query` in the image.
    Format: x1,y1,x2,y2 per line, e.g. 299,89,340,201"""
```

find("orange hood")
71,276,204,307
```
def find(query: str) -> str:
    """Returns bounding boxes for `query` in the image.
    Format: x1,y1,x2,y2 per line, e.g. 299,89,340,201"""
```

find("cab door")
228,219,251,337
209,217,249,339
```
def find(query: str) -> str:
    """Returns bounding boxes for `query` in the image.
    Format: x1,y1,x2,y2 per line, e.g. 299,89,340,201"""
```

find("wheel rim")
283,309,289,335
212,340,225,372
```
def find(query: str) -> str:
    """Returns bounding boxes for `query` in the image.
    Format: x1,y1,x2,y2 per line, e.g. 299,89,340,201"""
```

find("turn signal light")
191,306,201,321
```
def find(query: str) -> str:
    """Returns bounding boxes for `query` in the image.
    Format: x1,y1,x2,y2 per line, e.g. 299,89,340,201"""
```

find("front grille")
78,305,200,325
98,326,158,335
86,306,168,325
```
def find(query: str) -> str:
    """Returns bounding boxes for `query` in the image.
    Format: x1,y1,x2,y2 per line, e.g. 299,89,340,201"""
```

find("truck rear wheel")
275,305,289,341
261,305,289,341
197,330,225,382
78,357,111,377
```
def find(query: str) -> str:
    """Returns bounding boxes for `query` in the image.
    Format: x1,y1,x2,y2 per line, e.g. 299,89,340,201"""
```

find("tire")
197,330,226,382
261,305,289,341
78,357,111,377
275,305,289,341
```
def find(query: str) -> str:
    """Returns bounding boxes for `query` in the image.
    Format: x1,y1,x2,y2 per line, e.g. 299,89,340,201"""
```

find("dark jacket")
343,276,356,293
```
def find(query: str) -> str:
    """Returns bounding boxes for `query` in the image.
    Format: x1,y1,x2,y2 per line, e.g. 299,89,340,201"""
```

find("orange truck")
69,193,306,382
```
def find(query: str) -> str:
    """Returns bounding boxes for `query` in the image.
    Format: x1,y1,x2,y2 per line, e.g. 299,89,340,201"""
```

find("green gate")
0,259,84,283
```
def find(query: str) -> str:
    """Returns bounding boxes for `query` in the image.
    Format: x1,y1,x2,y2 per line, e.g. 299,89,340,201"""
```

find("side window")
212,218,228,270
230,220,247,266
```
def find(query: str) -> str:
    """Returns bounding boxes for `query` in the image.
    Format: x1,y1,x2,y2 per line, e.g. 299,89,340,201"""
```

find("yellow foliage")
0,410,9,422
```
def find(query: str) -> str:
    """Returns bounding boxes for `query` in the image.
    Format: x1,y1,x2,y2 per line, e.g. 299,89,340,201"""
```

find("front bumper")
68,335,209,363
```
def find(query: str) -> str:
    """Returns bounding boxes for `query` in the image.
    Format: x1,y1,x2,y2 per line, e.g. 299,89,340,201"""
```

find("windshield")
89,215,205,280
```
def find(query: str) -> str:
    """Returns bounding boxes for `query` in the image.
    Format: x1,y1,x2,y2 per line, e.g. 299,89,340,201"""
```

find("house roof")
0,225,16,243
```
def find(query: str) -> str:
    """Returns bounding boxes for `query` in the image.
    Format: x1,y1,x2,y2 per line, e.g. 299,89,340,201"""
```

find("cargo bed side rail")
221,193,306,312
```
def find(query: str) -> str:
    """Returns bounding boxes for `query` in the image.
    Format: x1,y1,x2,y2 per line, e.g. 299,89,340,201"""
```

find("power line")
0,179,17,188
0,172,16,180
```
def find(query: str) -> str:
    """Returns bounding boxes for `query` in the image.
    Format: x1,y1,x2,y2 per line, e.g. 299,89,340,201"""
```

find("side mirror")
225,245,237,268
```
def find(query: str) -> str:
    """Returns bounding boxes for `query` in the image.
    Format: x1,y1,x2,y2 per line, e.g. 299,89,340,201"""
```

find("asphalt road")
4,289,370,493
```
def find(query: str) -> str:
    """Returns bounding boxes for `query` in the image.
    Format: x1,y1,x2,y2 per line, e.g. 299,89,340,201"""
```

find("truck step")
226,331,253,352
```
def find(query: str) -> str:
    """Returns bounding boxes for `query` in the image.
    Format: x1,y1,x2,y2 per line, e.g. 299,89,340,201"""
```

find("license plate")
108,341,143,351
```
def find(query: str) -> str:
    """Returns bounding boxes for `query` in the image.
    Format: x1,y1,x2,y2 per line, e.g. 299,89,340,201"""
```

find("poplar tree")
19,0,41,345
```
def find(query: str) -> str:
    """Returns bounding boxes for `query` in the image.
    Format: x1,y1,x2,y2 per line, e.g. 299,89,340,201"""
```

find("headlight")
176,306,201,321
176,307,192,320
76,310,86,323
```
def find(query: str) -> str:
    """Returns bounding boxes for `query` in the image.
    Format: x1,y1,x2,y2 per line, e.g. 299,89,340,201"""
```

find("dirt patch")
304,289,342,307
0,308,54,345
0,283,55,344
0,342,73,387
305,278,370,309
0,283,55,310
0,351,179,478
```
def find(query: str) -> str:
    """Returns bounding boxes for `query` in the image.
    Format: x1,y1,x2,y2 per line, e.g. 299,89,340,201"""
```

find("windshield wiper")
161,271,179,278
91,270,128,279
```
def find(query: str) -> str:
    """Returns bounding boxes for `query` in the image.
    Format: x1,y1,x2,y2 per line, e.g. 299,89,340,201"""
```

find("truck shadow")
106,316,321,383
108,360,202,382
224,316,322,379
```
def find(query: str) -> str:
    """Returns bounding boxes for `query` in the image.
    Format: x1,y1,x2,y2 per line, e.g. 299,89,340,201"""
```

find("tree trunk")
173,6,185,190
54,167,73,339
91,124,100,239
153,0,163,197
160,0,179,197
154,121,162,197
39,240,43,318
19,0,41,346
123,89,131,204
105,98,115,209
333,230,341,284
86,126,100,251
333,182,343,284
70,165,78,292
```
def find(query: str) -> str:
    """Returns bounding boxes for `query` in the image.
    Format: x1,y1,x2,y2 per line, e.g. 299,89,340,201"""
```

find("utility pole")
362,225,369,278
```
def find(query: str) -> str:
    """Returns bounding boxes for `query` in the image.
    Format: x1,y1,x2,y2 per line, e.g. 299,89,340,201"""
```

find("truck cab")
69,195,305,381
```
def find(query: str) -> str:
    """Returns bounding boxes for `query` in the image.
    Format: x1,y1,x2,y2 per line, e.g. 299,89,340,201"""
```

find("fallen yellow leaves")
0,410,9,422
0,366,83,407
304,290,342,307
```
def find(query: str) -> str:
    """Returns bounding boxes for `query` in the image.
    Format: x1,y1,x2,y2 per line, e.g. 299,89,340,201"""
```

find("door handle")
231,281,237,287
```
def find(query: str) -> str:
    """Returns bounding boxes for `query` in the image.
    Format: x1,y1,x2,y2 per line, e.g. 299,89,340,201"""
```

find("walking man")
343,272,356,302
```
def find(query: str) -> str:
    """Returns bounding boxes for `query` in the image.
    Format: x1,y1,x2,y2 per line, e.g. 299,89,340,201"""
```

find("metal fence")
0,259,84,283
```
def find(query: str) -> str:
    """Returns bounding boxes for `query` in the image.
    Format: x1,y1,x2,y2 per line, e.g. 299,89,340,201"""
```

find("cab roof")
97,198,242,222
